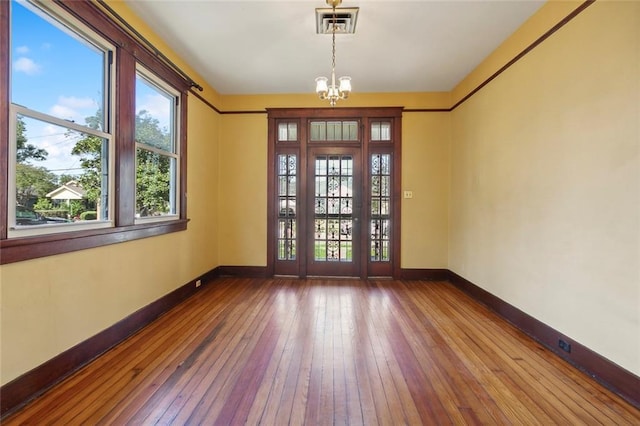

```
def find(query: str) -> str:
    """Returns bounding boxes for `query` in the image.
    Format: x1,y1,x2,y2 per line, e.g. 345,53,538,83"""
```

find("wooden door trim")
267,107,403,279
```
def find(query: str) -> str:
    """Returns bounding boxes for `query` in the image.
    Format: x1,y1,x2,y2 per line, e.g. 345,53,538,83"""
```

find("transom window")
310,120,358,141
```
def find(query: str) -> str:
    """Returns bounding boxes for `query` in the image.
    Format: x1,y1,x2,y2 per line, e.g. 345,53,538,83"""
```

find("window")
1,0,189,264
135,69,180,221
8,0,114,237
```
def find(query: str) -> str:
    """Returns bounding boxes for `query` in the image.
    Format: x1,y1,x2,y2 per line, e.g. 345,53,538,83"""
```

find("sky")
11,0,170,178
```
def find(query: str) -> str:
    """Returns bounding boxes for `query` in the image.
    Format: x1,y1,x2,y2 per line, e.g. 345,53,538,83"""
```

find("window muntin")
8,0,114,237
135,68,180,220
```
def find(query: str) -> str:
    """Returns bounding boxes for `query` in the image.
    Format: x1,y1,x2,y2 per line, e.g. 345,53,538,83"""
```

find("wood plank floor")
4,278,639,425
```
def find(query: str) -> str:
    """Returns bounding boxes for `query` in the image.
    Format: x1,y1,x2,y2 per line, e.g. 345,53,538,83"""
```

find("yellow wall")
218,114,268,266
401,113,450,268
449,1,639,375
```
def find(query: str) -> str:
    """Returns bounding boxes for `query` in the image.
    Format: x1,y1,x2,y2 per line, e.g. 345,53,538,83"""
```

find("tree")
71,133,104,204
136,151,171,216
70,110,106,216
14,116,56,207
15,164,57,206
16,116,48,163
72,109,173,217
135,110,172,216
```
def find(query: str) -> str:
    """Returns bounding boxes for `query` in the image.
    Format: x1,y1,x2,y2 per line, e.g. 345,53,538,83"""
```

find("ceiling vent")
315,7,359,34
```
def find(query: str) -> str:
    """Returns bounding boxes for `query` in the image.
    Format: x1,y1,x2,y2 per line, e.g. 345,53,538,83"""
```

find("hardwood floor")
4,278,639,425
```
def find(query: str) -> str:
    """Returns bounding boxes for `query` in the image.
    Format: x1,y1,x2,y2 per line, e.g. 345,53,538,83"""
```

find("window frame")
0,0,189,265
134,65,181,223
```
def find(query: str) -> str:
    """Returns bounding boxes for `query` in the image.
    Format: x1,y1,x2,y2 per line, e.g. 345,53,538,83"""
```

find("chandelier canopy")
315,0,352,107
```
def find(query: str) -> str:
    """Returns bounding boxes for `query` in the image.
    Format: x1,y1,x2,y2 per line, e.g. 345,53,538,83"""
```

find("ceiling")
124,0,545,96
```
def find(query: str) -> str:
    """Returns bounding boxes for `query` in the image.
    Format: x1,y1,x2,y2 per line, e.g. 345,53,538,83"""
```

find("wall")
449,1,639,375
401,113,450,269
0,3,222,386
217,93,452,270
218,114,268,266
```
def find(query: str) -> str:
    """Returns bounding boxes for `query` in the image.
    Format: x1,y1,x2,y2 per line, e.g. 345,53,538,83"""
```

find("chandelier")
315,0,351,107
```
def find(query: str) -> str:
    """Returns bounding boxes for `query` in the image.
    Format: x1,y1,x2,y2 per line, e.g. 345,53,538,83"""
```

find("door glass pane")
371,154,391,261
314,155,353,262
277,154,297,260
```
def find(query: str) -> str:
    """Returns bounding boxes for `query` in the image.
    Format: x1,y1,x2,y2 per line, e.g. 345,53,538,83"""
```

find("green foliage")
135,111,173,216
80,211,97,221
71,109,174,216
136,150,171,216
16,116,48,163
15,117,55,207
135,110,171,151
69,200,85,218
33,198,53,210
71,133,104,204
15,164,57,206
57,174,78,186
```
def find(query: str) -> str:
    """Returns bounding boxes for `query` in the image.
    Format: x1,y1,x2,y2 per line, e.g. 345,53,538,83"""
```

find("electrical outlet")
195,279,202,288
403,191,413,199
558,339,571,353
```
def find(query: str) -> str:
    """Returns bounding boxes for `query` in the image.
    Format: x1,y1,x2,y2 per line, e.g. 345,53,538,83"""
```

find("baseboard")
400,268,450,281
0,268,219,419
216,265,269,278
448,270,640,409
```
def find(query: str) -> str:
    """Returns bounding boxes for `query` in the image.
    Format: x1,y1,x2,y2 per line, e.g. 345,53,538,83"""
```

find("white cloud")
49,104,77,121
15,45,30,54
13,57,41,75
49,96,99,123
22,120,82,175
137,93,171,129
58,96,97,110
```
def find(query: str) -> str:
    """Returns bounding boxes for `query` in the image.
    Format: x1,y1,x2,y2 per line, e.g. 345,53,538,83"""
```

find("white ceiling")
125,0,545,95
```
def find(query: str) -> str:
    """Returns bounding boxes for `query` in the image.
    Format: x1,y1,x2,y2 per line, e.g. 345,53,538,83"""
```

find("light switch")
404,191,413,199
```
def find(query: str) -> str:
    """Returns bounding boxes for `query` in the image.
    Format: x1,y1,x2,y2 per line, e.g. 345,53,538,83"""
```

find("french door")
307,148,361,276
267,107,402,278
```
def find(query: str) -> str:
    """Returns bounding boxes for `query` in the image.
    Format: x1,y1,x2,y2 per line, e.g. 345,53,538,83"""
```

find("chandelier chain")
331,6,336,73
